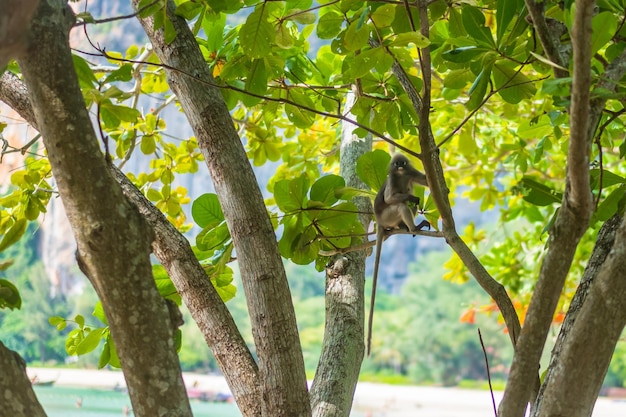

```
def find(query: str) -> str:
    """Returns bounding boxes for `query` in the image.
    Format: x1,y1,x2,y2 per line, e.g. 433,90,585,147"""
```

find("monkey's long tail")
367,228,384,356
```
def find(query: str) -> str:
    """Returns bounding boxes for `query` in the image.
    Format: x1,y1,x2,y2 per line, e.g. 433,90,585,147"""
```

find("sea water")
34,386,242,417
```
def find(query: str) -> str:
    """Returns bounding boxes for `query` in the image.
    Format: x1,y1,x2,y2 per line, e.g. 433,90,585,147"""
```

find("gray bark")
17,2,191,416
0,0,38,68
536,213,626,417
0,341,47,417
532,214,624,416
130,1,310,415
310,92,369,416
111,165,262,416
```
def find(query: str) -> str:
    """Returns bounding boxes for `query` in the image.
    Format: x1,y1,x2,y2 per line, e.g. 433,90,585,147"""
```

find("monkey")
367,153,430,356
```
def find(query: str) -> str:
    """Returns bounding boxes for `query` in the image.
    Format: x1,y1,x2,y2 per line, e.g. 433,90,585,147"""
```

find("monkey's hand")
407,195,420,205
416,220,430,231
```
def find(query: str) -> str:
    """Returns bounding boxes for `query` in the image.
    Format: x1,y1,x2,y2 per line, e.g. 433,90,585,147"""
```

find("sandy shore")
27,367,626,417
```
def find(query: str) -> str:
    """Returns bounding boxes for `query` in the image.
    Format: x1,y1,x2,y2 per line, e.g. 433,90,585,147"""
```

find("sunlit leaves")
356,150,389,191
240,6,275,59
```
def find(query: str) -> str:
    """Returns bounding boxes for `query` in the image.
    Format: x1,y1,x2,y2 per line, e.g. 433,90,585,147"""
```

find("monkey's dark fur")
367,154,430,356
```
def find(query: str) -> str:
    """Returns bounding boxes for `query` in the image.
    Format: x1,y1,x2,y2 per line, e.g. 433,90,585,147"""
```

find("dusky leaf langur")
367,153,430,356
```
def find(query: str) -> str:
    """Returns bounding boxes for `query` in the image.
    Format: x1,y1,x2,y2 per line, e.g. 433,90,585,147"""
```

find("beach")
26,367,626,417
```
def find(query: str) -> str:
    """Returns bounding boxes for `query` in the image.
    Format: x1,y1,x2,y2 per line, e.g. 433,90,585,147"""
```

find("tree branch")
531,213,624,416
130,1,310,415
311,92,370,416
524,0,569,78
18,2,192,415
498,1,596,415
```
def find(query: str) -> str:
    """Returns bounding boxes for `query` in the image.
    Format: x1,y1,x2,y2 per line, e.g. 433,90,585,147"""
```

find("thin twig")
478,328,498,417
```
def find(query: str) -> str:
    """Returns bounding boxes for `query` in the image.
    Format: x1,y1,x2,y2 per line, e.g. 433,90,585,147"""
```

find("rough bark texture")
538,213,626,417
130,1,310,416
532,214,624,416
17,2,191,416
0,341,47,417
498,2,595,415
111,165,262,416
310,93,369,417
0,0,39,68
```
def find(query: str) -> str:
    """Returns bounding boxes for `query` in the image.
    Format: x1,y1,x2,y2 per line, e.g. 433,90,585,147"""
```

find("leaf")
371,4,396,27
496,0,518,44
0,219,27,252
517,114,552,139
103,64,133,84
317,10,344,39
240,7,275,59
388,32,430,48
310,175,345,205
92,301,108,325
191,193,225,228
343,19,369,51
589,169,626,189
275,175,309,212
594,184,626,223
245,58,268,101
462,5,495,48
49,316,67,330
591,12,617,56
493,63,537,104
0,279,21,310
76,328,105,355
356,150,390,191
466,64,492,111
72,55,97,88
442,46,490,63
518,177,562,206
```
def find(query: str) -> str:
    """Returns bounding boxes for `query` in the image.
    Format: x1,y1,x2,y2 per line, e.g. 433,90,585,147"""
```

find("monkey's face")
393,158,408,173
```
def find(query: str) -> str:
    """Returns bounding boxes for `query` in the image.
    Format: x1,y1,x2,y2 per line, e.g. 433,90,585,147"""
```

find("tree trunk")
130,1,310,415
534,213,626,417
17,2,191,416
0,341,47,417
310,93,369,416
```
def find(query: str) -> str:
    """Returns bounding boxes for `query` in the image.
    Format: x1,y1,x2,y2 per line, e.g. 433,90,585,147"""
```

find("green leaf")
496,0,518,44
141,135,157,154
493,63,537,104
310,175,346,205
240,7,275,58
356,150,390,191
344,47,386,80
0,279,21,310
590,169,626,189
517,114,552,139
0,219,27,252
75,314,85,328
0,259,13,271
72,55,97,88
593,184,626,222
103,64,133,84
98,340,111,369
49,316,67,330
317,10,344,39
591,12,617,56
192,193,225,228
245,58,268,101
275,175,309,212
92,301,108,325
442,46,490,63
518,177,562,206
467,64,492,111
76,328,105,355
343,19,369,51
462,5,495,47
388,32,430,48
371,4,396,27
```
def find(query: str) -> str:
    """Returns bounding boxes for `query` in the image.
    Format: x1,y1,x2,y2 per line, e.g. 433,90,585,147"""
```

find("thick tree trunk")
110,165,262,416
17,2,191,416
310,93,369,416
535,213,626,417
130,1,310,416
0,341,47,417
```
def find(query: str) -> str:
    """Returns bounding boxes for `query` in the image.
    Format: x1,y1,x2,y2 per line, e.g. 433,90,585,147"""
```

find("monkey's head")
390,153,410,173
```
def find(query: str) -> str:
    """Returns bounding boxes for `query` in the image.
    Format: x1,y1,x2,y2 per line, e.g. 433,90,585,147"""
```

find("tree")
0,0,625,417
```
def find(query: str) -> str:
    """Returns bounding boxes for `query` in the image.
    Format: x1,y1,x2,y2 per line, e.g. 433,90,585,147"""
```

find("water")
34,386,242,417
